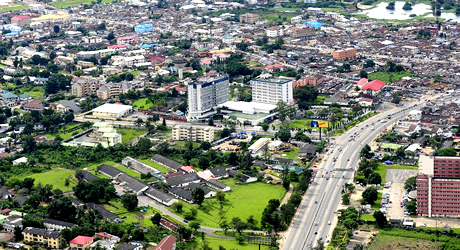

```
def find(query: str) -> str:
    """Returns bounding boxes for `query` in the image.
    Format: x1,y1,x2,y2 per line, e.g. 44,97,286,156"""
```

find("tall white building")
188,75,229,120
251,77,293,105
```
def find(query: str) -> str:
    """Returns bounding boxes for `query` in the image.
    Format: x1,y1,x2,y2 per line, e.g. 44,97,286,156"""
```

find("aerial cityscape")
0,0,459,249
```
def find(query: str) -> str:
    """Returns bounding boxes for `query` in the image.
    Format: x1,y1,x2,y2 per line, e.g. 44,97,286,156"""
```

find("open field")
368,71,412,83
280,147,299,159
360,214,376,221
0,4,27,12
206,238,261,250
138,157,171,173
27,168,76,192
118,128,146,143
374,163,418,183
132,98,153,110
169,179,286,228
52,0,113,8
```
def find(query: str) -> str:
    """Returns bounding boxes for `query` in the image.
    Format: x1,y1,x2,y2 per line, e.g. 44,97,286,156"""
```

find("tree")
368,173,382,185
260,122,269,131
121,193,138,210
171,202,183,212
313,240,325,250
208,118,214,126
151,213,162,225
342,194,350,205
135,118,144,127
231,217,248,235
434,148,457,156
47,197,77,222
362,186,378,205
22,177,35,190
373,211,387,227
360,144,374,159
359,70,368,78
275,126,291,142
137,138,152,152
275,101,297,122
14,226,23,241
107,32,115,40
343,218,358,230
189,221,201,232
405,199,416,214
53,25,60,33
404,176,417,191
192,187,205,205
200,141,212,150
219,220,230,234
216,191,226,203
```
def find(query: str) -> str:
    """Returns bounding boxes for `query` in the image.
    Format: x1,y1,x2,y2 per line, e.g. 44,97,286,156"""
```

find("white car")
327,221,331,225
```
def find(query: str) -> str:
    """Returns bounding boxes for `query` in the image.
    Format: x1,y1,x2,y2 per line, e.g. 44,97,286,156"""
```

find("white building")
187,75,229,120
251,77,293,105
82,36,102,44
91,103,133,119
266,26,283,38
172,124,214,142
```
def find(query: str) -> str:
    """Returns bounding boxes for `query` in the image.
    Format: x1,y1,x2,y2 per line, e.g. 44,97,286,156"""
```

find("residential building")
83,36,103,44
55,100,82,114
134,24,154,34
97,82,131,100
154,235,177,250
332,48,356,60
23,227,61,249
266,26,284,38
11,15,31,27
151,154,183,171
187,75,229,120
251,77,293,105
172,124,214,142
293,75,324,88
122,157,162,175
23,99,44,111
71,77,102,97
417,155,460,217
117,35,137,45
144,187,178,207
239,13,259,24
70,236,94,250
43,218,76,231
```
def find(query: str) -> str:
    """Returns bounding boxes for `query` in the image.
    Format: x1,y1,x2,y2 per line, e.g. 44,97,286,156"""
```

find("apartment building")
97,82,131,100
82,36,103,44
23,227,61,249
332,48,356,60
266,26,284,38
71,77,102,97
172,124,214,142
239,13,259,24
417,155,460,217
187,75,229,120
251,77,293,105
293,74,324,88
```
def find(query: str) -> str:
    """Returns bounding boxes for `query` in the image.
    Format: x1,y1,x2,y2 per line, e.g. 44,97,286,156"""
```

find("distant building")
117,35,137,45
417,155,460,217
69,236,94,249
91,103,133,119
187,75,229,120
97,82,131,100
134,24,154,34
82,36,102,44
266,26,283,38
239,13,259,24
11,15,31,27
293,75,323,88
23,227,61,249
332,48,356,60
251,77,293,105
71,77,102,97
172,124,214,142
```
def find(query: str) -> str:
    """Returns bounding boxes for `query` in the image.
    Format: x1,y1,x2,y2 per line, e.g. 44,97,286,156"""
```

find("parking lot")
212,138,247,152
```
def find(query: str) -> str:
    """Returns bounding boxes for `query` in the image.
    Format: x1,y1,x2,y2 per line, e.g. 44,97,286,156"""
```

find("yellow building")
23,227,61,249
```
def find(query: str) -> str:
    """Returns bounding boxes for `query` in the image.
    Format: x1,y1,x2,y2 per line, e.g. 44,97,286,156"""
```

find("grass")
114,165,142,179
368,71,412,83
52,0,113,8
360,214,376,222
27,168,76,192
289,118,328,129
371,192,383,210
132,98,153,110
0,4,27,12
174,141,201,149
374,163,418,183
330,112,378,136
137,158,171,173
281,148,299,159
418,227,460,234
45,123,86,140
118,128,146,143
369,228,460,250
206,238,262,250
168,179,287,228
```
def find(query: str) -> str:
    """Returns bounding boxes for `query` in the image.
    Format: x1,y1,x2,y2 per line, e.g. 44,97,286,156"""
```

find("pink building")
11,15,31,27
117,35,137,45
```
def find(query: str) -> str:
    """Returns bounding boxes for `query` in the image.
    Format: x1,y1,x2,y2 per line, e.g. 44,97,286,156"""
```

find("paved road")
282,93,448,249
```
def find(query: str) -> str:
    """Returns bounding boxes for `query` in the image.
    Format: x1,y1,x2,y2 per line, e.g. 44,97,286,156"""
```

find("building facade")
172,124,214,142
187,75,229,120
417,155,460,217
97,82,131,100
239,13,259,24
251,77,293,105
23,227,61,249
71,77,102,97
332,48,356,60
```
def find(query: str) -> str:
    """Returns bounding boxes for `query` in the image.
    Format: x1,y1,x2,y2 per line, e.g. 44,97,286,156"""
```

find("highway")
282,94,449,249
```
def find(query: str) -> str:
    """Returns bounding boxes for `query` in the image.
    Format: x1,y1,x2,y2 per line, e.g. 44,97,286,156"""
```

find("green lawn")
118,128,146,143
371,192,383,210
374,163,418,183
360,214,376,222
45,123,86,140
52,0,112,8
174,141,201,149
169,179,287,228
132,98,153,110
27,168,77,192
281,147,299,159
368,71,412,83
206,238,261,250
0,4,27,12
114,165,142,179
138,158,171,173
289,118,328,129
418,227,460,234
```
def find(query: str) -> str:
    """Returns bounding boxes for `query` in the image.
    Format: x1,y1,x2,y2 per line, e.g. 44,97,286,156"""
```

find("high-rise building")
417,155,460,217
187,75,229,120
251,77,293,105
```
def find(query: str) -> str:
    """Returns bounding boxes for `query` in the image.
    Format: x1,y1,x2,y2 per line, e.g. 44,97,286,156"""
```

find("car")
314,232,318,235
319,237,323,241
347,158,350,161
183,219,189,223
326,177,329,180
326,171,329,174
314,222,318,226
328,221,331,225
315,200,318,204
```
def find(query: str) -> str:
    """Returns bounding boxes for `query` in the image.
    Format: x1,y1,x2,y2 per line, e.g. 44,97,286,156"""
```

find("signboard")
311,121,328,128
318,121,329,128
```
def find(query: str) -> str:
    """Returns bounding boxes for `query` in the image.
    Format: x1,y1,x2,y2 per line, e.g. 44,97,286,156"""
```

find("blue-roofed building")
222,35,234,44
2,92,19,106
5,32,19,37
34,77,48,85
304,20,324,29
140,43,156,49
134,24,153,34
19,93,32,102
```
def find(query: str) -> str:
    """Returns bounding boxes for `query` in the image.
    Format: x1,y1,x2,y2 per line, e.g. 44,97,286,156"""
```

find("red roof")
265,64,285,70
108,44,127,49
70,236,94,245
357,78,368,86
154,235,177,250
12,15,30,21
362,80,386,91
118,35,136,40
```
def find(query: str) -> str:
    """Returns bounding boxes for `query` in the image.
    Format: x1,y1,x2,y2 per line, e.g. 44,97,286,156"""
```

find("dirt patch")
386,169,418,183
369,233,440,250
212,138,247,151
347,226,378,250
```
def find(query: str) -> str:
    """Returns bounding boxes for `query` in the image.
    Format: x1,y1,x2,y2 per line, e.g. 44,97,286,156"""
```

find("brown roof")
24,99,43,109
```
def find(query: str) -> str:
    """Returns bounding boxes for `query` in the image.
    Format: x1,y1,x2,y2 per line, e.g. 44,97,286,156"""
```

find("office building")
417,155,460,217
251,77,293,105
172,124,214,142
187,75,229,120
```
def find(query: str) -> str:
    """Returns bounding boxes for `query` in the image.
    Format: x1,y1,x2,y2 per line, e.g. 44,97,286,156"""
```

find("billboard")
311,121,329,128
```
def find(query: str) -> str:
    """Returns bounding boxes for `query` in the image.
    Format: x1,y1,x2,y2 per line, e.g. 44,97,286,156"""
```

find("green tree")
275,126,291,142
151,213,162,225
137,137,152,152
171,202,183,212
53,25,60,33
362,186,378,205
360,144,374,159
14,226,23,241
368,173,382,185
434,148,457,156
373,210,387,227
219,220,230,234
405,199,417,214
121,193,138,210
275,101,297,122
404,176,417,191
216,191,226,204
47,197,77,222
192,187,205,205
231,217,248,235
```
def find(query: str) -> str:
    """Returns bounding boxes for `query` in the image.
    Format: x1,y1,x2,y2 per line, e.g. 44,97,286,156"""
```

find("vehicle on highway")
328,221,331,225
